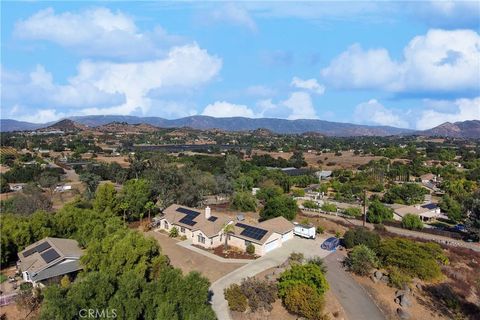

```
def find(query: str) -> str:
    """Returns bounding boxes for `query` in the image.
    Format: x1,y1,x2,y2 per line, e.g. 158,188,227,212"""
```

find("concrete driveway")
210,236,332,320
324,251,385,320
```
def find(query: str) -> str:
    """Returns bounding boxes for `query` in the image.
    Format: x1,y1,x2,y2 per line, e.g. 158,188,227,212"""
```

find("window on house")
211,239,213,245
197,235,205,244
164,221,168,229
181,227,185,233
245,240,251,246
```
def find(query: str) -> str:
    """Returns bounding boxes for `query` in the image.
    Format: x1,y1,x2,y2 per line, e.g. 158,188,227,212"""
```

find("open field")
94,155,130,168
252,150,388,170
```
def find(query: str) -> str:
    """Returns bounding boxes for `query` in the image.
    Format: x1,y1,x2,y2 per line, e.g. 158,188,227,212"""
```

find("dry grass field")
252,149,386,170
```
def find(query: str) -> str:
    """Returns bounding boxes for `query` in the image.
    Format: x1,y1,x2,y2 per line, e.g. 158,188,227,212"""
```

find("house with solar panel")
158,204,294,256
17,237,84,287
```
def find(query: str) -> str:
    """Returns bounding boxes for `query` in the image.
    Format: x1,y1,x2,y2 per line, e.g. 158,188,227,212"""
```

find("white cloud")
202,101,256,118
14,7,182,59
322,29,480,94
2,65,124,109
209,4,257,31
354,99,409,128
416,97,480,130
15,109,66,124
282,92,318,120
291,77,325,95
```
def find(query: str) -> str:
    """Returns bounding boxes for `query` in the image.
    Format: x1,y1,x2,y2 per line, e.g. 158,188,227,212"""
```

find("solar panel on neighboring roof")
208,216,218,222
179,216,197,226
421,203,437,210
176,207,200,219
236,223,268,241
40,248,61,263
23,241,52,257
35,241,51,253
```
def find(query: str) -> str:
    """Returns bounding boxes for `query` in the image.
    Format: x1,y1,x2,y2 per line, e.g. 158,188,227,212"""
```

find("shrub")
180,235,187,241
240,277,277,312
289,252,304,264
345,245,379,276
374,223,386,232
335,230,342,238
321,202,337,212
278,263,329,298
283,283,325,320
316,226,324,234
303,200,319,209
246,243,255,255
230,192,257,212
402,214,424,230
367,200,394,223
292,189,305,197
260,195,298,221
224,284,248,312
343,228,381,250
307,257,327,274
377,238,446,281
344,207,362,217
388,266,412,289
169,227,179,238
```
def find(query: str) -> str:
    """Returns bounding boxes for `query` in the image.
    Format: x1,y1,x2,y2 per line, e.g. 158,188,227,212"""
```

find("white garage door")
282,231,293,242
264,239,280,253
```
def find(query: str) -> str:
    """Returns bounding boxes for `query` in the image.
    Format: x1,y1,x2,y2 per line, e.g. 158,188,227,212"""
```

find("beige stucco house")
157,204,294,256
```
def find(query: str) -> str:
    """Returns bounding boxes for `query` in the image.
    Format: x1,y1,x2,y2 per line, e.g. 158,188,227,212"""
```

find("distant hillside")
2,115,479,138
419,120,480,138
0,119,46,132
96,121,160,133
40,119,88,132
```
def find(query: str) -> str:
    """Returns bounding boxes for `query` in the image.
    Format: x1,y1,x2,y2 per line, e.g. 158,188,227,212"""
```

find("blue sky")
1,1,479,129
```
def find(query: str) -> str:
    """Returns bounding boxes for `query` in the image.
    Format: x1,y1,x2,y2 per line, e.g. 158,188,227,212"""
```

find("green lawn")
0,273,7,284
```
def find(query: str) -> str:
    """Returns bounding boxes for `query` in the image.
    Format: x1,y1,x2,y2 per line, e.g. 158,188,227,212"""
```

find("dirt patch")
252,150,387,170
352,274,449,320
297,212,349,235
0,303,38,320
146,231,243,282
95,155,130,168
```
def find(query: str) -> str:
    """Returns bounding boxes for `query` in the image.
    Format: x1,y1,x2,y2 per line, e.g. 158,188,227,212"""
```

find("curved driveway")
210,236,385,320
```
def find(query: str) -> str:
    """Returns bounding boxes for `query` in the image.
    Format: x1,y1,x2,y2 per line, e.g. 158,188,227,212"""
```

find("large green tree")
260,195,298,221
120,179,151,220
367,200,393,224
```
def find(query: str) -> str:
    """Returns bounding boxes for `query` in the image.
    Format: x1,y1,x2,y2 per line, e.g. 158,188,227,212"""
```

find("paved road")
210,236,332,320
324,251,385,320
303,210,480,252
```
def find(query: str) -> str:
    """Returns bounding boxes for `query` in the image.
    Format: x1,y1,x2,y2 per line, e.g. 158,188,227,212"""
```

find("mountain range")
1,115,479,138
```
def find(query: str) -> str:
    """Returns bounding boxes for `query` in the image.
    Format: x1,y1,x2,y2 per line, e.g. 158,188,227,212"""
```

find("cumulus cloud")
415,97,480,130
13,108,66,124
209,4,257,31
354,99,409,128
282,92,318,120
202,101,257,118
322,29,480,94
2,65,124,109
413,1,480,28
14,7,182,59
2,44,222,118
291,77,325,94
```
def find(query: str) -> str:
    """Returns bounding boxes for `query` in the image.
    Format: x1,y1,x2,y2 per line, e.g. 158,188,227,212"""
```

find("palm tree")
144,201,155,222
222,223,235,251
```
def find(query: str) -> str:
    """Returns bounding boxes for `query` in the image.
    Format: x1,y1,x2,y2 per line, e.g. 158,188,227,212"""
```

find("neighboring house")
420,173,438,184
54,185,72,192
315,170,332,181
392,203,442,222
17,237,83,287
157,204,294,256
8,183,26,192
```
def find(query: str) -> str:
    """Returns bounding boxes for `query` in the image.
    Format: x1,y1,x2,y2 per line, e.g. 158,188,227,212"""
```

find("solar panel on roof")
40,248,61,263
236,223,268,241
208,216,218,222
35,242,51,253
179,216,197,226
23,248,37,257
176,207,200,219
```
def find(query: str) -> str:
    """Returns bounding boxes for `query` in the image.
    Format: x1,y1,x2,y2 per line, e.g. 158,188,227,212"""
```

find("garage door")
264,239,280,253
282,231,293,242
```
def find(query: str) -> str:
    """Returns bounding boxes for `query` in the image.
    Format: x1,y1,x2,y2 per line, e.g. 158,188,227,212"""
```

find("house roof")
393,204,440,218
162,204,230,238
18,237,83,277
259,216,294,235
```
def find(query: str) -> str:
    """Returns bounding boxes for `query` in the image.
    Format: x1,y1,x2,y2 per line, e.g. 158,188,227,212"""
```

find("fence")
0,292,18,307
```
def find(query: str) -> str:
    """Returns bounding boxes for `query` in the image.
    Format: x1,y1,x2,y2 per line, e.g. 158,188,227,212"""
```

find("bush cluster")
224,278,277,313
343,227,381,250
345,245,379,276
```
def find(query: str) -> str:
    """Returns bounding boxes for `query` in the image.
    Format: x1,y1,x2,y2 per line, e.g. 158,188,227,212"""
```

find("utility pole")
363,189,367,227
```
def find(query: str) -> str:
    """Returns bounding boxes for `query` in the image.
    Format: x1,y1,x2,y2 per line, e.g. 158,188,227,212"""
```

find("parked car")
321,237,340,251
454,224,467,232
293,222,316,239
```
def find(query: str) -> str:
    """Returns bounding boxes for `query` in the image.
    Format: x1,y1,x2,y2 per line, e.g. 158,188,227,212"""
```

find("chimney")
205,206,211,219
